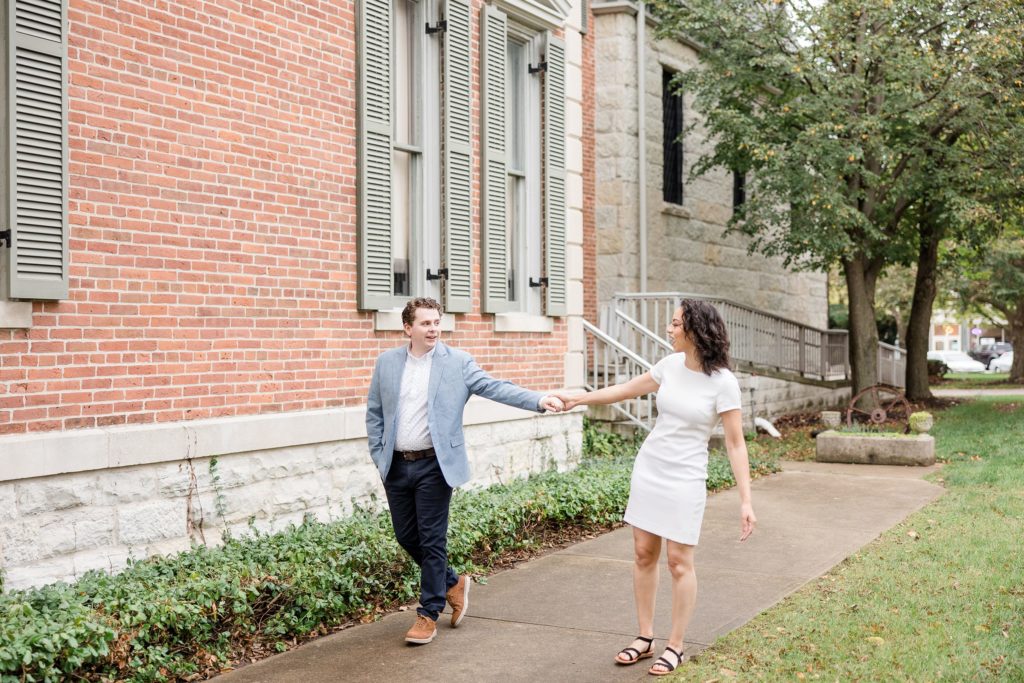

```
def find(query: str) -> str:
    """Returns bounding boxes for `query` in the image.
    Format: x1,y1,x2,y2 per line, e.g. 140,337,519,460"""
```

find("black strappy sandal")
648,646,684,676
614,635,654,665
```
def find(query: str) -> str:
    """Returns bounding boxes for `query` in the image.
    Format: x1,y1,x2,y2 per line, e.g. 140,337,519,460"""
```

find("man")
366,297,564,644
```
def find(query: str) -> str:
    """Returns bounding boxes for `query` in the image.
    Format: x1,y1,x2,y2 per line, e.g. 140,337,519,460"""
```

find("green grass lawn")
675,398,1024,681
936,372,1024,390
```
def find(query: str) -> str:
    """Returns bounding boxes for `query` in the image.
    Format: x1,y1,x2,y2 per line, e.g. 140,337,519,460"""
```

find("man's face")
404,306,441,354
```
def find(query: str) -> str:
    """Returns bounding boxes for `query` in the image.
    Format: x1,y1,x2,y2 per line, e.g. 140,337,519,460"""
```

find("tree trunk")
844,255,880,401
1008,303,1024,383
905,218,943,401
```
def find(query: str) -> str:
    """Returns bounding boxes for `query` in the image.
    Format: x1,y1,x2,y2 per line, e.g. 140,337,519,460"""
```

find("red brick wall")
0,0,569,435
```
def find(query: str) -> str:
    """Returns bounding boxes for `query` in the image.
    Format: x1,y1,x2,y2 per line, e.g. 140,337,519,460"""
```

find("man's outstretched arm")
463,357,559,412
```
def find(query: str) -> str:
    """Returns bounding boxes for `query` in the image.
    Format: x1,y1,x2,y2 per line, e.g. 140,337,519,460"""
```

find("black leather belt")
398,447,436,461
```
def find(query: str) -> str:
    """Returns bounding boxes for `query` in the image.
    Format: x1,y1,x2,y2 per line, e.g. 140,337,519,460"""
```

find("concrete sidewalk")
217,461,943,682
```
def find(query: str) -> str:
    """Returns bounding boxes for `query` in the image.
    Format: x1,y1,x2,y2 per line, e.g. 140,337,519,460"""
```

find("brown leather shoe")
446,574,471,627
405,614,437,644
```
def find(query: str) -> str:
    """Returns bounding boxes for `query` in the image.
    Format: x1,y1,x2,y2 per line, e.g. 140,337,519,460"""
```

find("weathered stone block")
2,515,77,563
72,508,117,551
118,500,184,546
71,547,131,580
16,474,96,516
0,485,16,522
97,467,159,504
3,556,75,591
815,432,935,466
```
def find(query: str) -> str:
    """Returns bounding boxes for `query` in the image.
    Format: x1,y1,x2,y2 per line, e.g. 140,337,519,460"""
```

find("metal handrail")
610,309,674,365
607,292,904,388
612,291,824,333
582,319,651,368
581,320,657,432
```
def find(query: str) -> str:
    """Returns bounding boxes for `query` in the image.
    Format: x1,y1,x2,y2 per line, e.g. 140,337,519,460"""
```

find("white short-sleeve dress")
623,352,742,545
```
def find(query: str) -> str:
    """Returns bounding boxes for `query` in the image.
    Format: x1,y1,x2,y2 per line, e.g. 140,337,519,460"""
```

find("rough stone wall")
594,13,643,307
593,11,828,329
735,374,850,424
0,413,582,591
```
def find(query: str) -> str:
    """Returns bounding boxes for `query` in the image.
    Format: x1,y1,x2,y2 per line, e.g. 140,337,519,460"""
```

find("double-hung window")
480,4,566,318
357,0,473,314
358,0,566,318
391,0,441,301
503,34,542,315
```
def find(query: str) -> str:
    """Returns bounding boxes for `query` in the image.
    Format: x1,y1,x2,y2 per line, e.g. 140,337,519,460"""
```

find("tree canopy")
651,0,1024,393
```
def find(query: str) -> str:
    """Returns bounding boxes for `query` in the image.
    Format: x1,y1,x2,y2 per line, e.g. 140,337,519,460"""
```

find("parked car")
927,350,987,373
990,351,1014,373
969,342,1012,368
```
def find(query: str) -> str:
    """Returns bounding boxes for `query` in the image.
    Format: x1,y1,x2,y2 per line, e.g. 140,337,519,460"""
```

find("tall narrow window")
357,0,447,311
662,69,684,205
504,33,542,314
506,39,525,302
732,171,746,210
390,0,442,300
392,0,419,296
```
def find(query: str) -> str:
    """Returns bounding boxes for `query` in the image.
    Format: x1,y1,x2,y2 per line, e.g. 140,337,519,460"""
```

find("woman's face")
666,307,690,353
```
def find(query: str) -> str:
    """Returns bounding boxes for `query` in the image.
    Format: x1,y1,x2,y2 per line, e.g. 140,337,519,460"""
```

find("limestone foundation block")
815,432,935,466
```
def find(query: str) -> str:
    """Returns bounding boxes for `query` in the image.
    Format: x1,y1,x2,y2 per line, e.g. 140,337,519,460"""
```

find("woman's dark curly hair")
680,298,731,375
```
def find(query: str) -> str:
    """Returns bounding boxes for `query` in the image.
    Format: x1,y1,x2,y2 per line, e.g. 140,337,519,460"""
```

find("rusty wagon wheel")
845,384,912,428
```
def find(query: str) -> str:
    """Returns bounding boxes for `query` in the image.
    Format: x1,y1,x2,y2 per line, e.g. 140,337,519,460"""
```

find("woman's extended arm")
721,409,756,541
553,372,659,410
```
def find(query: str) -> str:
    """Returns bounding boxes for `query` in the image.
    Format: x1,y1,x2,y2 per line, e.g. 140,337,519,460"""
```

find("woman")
554,299,756,676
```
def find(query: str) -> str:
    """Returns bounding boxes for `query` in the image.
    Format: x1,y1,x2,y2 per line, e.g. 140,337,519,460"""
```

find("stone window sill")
661,202,691,219
0,301,32,329
494,312,553,333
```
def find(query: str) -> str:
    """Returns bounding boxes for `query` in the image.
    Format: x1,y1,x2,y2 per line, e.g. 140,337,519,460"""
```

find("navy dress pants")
383,455,459,620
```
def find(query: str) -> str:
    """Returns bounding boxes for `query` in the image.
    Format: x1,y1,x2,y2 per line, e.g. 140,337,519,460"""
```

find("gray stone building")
591,1,846,417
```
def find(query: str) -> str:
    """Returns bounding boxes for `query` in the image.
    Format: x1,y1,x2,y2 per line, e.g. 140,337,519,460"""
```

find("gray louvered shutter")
543,34,567,317
442,0,472,313
357,0,394,310
7,0,68,301
480,4,509,314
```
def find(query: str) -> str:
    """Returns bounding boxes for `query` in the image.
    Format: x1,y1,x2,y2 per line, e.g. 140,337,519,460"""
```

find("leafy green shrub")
581,417,643,459
0,425,777,682
927,359,949,379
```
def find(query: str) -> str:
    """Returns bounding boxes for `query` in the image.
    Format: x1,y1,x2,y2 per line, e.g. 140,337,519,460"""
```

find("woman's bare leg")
650,540,696,673
616,527,663,663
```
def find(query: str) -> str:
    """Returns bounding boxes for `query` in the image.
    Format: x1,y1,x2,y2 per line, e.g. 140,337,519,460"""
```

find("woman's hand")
739,502,756,541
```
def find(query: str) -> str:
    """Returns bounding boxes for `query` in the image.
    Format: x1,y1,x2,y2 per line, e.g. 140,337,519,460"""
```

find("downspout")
636,1,647,293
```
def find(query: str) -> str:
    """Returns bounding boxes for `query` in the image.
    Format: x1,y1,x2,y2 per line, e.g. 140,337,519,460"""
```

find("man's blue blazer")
366,341,545,488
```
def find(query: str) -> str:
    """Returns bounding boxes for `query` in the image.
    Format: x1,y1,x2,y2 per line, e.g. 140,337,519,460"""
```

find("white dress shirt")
394,345,435,451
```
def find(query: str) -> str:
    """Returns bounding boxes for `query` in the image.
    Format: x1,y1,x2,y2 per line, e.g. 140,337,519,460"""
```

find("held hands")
550,391,586,411
540,391,589,413
739,502,757,542
539,395,566,413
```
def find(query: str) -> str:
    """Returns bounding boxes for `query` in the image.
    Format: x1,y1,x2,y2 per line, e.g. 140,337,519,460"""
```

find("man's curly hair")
680,298,731,375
